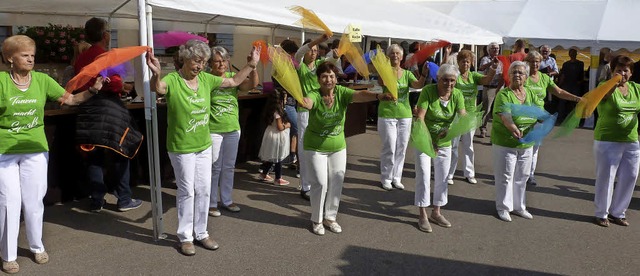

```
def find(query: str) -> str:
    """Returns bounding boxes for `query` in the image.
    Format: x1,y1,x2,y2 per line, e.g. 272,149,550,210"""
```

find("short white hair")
211,46,231,60
437,64,460,80
509,61,530,77
178,39,211,63
386,44,403,56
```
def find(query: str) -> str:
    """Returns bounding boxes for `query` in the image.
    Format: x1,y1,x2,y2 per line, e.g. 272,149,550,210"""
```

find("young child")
259,90,291,185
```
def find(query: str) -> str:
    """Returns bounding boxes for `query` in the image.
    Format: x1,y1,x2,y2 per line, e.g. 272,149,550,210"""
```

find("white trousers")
297,111,311,191
0,152,48,262
168,146,213,242
448,129,476,180
378,118,412,185
210,131,240,207
493,145,532,212
414,147,451,207
308,149,347,223
593,141,640,218
529,144,540,179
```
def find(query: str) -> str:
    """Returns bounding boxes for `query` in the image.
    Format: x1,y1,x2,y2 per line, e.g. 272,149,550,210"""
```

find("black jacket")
75,93,143,159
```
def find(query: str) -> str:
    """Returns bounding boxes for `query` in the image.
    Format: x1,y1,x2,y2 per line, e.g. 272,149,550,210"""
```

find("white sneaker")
312,222,325,235
447,179,454,185
498,210,512,222
392,182,405,190
512,210,533,219
466,177,478,184
381,182,393,191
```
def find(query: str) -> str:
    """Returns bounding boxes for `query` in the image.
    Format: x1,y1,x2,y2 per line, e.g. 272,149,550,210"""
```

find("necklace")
322,93,335,107
513,89,526,102
178,70,198,92
10,70,31,86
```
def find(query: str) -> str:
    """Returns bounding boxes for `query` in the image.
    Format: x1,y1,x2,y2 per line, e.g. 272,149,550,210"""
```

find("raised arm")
294,34,329,63
238,54,260,92
549,85,581,102
146,49,168,95
221,46,259,88
410,63,430,88
58,76,103,105
480,57,499,85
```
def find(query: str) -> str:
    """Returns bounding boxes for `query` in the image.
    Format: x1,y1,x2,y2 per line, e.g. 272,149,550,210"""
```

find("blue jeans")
87,148,132,207
284,105,298,136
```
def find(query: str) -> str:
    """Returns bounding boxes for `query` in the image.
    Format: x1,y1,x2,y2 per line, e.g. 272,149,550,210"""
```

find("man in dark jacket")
74,17,143,212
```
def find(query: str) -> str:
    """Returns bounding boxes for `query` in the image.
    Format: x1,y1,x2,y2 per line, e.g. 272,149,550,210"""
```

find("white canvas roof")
399,0,640,50
0,0,503,44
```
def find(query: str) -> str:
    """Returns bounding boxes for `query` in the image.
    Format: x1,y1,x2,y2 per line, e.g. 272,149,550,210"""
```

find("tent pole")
138,0,166,241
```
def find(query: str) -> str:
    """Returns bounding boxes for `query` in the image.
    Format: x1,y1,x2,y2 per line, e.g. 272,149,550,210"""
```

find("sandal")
2,261,19,274
594,217,609,227
608,215,629,226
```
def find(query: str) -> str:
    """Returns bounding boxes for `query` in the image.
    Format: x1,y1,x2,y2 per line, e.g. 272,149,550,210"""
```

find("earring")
9,62,13,69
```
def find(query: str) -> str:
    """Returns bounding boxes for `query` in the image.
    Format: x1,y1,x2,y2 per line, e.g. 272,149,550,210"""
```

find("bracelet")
248,63,257,69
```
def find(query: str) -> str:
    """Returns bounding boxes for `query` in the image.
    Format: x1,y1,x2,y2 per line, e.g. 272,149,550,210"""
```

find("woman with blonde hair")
0,35,101,273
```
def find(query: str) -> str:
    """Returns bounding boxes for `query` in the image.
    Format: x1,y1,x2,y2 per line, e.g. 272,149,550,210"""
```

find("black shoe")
527,178,537,186
300,190,310,201
90,199,105,213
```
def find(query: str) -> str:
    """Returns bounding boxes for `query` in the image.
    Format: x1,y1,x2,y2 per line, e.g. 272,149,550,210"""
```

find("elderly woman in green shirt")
592,55,640,227
207,46,259,217
447,50,497,185
492,61,545,222
147,40,259,255
378,44,428,191
299,62,393,236
523,51,581,186
414,64,466,233
0,35,100,274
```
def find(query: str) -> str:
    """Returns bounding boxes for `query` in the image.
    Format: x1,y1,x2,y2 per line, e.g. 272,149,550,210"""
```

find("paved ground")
13,125,640,275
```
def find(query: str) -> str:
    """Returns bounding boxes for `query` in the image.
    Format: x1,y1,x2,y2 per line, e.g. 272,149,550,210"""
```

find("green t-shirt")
594,81,640,142
456,71,484,112
378,69,417,118
209,71,240,133
416,84,465,147
0,72,65,154
297,59,323,113
525,73,555,108
303,85,355,152
163,71,222,153
490,87,540,148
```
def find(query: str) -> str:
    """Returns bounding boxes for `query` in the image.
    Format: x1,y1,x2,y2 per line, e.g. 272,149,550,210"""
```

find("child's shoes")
260,173,274,182
274,178,290,186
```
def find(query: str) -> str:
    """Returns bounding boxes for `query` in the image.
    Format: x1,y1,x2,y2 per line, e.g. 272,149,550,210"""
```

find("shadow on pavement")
44,185,179,247
338,246,561,275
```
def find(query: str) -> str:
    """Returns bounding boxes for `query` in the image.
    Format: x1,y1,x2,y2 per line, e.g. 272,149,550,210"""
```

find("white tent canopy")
400,0,640,50
0,0,502,44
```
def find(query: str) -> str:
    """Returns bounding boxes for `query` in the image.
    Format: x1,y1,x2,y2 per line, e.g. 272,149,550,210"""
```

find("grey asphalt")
15,125,640,275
